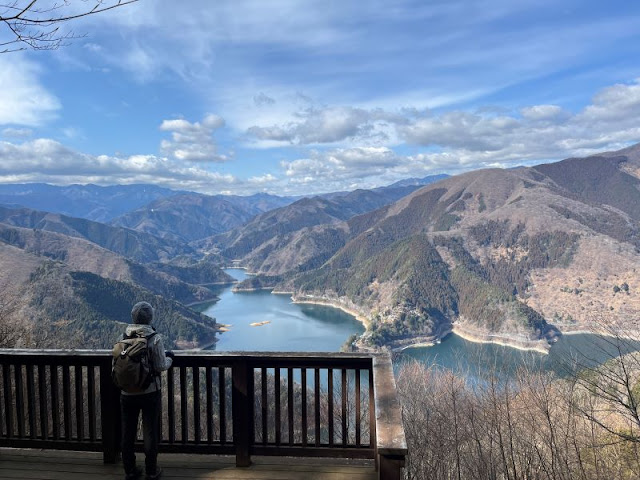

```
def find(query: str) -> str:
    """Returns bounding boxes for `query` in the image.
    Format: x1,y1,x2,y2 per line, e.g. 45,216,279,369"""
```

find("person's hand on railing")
165,350,175,359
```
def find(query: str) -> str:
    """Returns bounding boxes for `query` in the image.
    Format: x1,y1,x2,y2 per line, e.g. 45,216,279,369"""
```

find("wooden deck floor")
0,448,376,480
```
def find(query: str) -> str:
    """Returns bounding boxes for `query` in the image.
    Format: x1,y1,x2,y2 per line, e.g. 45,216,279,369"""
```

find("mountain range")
2,148,640,352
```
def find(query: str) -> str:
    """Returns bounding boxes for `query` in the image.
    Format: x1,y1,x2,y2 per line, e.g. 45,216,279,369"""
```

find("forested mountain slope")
0,205,192,262
0,243,218,349
0,223,218,304
201,183,434,275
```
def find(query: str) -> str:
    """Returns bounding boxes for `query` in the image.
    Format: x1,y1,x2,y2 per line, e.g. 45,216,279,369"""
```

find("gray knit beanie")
131,301,154,325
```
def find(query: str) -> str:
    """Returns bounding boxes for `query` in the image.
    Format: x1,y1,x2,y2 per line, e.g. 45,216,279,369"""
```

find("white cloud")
248,173,277,185
397,79,640,161
248,106,404,146
281,147,408,190
520,105,569,122
0,138,240,194
0,57,60,126
159,114,230,162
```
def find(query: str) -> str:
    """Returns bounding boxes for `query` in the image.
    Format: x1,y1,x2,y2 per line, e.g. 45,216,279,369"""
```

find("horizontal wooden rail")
0,349,407,479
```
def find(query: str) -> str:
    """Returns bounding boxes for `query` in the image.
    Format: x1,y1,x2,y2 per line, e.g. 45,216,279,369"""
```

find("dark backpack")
111,331,157,393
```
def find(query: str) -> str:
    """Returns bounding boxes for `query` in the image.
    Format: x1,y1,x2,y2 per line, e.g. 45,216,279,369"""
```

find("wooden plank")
218,367,226,444
38,364,48,440
301,368,307,447
341,368,347,446
355,368,361,447
167,367,175,443
251,445,374,460
62,365,71,441
75,365,84,441
274,367,281,446
2,363,11,438
50,364,60,440
328,368,334,447
158,374,164,442
368,367,375,449
180,366,188,444
206,366,213,444
287,368,293,445
372,354,407,457
261,367,267,445
0,447,373,467
14,364,25,438
0,364,4,437
192,366,200,444
26,363,36,439
314,368,321,447
87,366,96,442
0,438,102,451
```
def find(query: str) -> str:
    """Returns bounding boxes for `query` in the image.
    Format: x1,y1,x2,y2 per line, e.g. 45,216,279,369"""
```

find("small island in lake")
250,320,271,327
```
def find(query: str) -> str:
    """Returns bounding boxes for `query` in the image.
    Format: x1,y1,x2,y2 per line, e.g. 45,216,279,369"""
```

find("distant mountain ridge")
201,174,450,274
0,183,183,222
0,176,446,241
111,192,294,242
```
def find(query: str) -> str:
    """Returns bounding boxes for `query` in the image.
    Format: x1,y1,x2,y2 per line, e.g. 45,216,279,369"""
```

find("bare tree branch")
0,0,138,52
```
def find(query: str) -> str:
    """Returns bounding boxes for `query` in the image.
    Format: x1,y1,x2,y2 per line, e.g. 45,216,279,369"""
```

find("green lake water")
198,269,640,377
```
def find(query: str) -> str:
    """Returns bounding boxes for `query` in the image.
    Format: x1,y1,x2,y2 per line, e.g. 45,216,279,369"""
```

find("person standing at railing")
117,301,174,480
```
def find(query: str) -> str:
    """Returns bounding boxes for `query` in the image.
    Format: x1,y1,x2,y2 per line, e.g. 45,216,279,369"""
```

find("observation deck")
0,350,406,479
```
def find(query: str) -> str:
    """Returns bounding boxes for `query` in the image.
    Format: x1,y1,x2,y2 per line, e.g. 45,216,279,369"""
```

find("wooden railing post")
232,358,253,467
373,354,407,480
100,359,121,464
379,454,405,480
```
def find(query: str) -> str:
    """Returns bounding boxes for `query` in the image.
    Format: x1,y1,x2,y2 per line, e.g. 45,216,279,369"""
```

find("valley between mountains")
1,146,639,353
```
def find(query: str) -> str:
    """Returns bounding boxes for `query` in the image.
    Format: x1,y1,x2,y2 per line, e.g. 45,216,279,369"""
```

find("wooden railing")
0,349,407,480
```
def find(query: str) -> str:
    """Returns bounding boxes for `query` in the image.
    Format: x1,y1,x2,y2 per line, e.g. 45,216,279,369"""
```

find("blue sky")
0,0,639,195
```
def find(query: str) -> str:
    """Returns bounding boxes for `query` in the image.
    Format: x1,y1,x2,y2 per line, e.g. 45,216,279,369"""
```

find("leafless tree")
396,343,640,480
0,0,138,53
564,327,640,446
0,286,21,347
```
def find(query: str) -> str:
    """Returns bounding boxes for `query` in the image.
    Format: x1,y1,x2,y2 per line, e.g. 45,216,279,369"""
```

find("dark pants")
120,390,161,475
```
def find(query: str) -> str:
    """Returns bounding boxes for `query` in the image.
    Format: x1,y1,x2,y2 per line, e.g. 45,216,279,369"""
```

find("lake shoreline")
288,294,552,353
291,296,370,328
558,327,640,341
451,324,551,354
288,294,553,354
